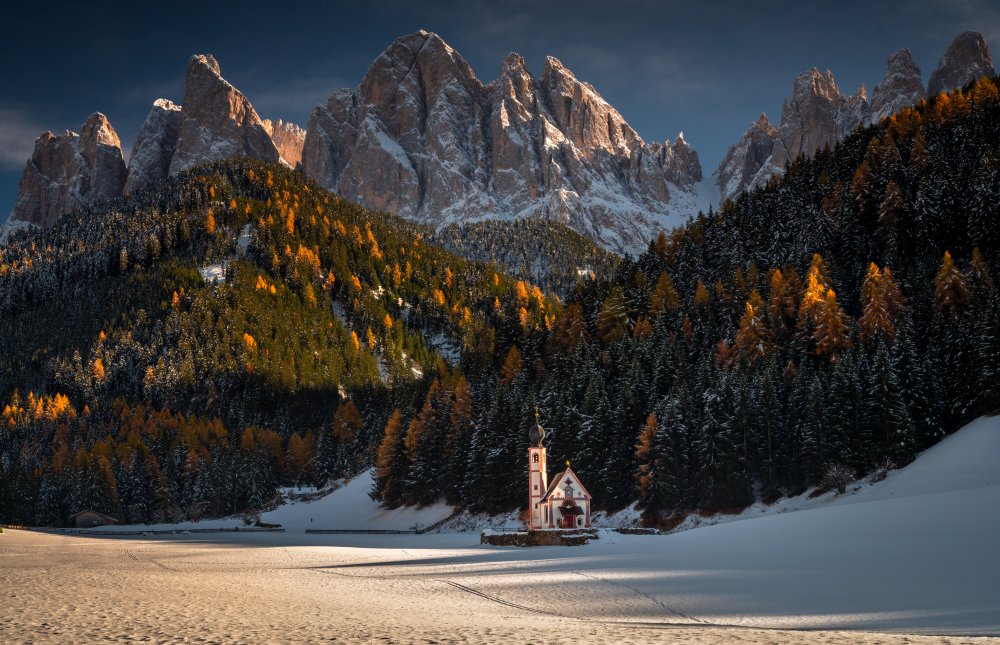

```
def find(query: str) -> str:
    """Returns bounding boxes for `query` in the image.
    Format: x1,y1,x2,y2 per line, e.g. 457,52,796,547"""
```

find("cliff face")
716,69,868,203
9,113,127,228
262,119,306,168
168,54,280,175
870,49,926,124
303,31,703,253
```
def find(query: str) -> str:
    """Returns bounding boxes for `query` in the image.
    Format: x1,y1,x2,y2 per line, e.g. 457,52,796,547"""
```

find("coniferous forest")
2,78,999,526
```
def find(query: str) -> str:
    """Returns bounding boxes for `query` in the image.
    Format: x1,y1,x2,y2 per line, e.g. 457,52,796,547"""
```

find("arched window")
544,507,548,522
532,453,539,464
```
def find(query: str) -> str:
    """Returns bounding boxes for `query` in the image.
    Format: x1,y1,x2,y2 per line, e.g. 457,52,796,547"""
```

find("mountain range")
3,31,702,253
716,31,995,203
2,30,996,254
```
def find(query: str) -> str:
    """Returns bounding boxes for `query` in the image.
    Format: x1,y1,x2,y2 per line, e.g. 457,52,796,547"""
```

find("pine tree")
734,290,770,365
813,288,851,360
373,410,406,507
934,251,970,317
859,263,907,343
634,413,660,514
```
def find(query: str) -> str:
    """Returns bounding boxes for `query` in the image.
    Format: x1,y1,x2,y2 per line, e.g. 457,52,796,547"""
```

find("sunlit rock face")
10,112,127,227
928,31,995,96
302,30,703,253
168,54,280,175
10,54,307,225
263,119,306,168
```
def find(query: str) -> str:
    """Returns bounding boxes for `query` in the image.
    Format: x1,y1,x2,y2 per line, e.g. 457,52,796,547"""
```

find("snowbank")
261,471,454,532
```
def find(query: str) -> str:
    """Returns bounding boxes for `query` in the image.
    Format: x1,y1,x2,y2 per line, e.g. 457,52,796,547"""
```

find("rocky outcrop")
928,31,995,96
870,49,926,124
303,30,703,253
123,56,295,193
715,69,868,203
773,69,868,170
715,114,780,201
168,54,280,175
9,113,127,228
262,119,306,168
124,99,182,193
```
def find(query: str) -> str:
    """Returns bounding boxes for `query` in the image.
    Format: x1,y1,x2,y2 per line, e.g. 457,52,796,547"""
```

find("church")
527,410,592,530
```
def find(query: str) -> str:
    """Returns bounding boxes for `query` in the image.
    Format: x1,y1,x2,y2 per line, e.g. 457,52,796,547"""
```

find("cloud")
0,107,46,170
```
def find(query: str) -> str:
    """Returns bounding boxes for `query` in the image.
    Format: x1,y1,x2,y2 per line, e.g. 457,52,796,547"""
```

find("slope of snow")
837,415,999,504
261,470,454,532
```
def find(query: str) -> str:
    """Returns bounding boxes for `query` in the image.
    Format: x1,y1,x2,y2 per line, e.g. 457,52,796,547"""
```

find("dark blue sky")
2,0,998,219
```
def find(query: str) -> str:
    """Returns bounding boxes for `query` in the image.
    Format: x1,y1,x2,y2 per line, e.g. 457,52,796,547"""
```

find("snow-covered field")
2,416,998,643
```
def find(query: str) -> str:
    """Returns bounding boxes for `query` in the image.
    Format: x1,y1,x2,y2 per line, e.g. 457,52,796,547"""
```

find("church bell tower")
528,407,548,529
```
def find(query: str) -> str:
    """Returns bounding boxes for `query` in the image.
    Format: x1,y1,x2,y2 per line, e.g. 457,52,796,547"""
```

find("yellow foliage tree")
91,358,106,381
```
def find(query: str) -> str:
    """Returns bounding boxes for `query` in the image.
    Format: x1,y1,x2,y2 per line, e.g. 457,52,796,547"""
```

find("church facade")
527,414,592,530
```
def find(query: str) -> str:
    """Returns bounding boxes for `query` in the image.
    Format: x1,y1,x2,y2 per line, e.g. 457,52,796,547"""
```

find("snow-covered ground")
261,472,454,532
3,416,998,640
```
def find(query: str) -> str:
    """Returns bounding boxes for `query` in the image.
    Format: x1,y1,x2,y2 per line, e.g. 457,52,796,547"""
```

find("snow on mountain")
303,30,704,254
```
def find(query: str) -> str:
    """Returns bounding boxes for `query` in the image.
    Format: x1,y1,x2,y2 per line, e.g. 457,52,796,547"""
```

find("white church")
527,410,592,530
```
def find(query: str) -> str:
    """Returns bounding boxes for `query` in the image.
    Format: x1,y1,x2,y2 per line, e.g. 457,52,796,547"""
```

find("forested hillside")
430,219,618,294
0,160,560,524
2,76,999,527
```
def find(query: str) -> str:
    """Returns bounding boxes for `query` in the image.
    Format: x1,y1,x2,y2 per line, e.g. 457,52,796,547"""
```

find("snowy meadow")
2,416,998,643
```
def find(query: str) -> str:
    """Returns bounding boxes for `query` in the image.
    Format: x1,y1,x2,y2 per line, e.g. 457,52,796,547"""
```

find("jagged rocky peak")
303,30,704,253
9,113,127,228
168,53,280,175
715,68,869,203
262,119,306,168
10,53,315,229
715,114,780,203
776,68,868,168
870,49,925,123
540,55,643,156
928,31,995,95
125,98,182,193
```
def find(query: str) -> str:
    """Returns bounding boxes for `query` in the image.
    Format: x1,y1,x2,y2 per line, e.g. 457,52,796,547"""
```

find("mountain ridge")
302,29,704,253
716,30,996,203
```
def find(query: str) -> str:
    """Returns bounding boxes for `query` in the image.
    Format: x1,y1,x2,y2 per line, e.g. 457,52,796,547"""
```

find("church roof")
539,466,592,502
